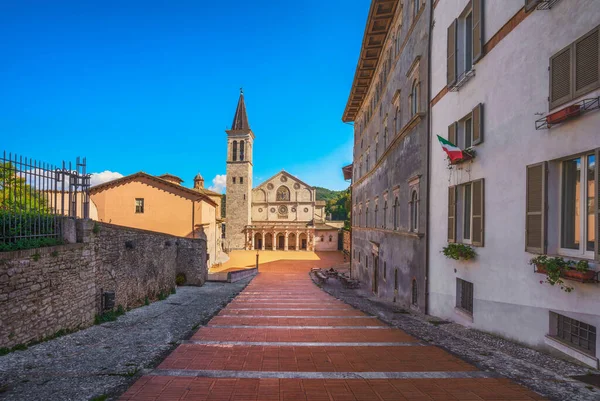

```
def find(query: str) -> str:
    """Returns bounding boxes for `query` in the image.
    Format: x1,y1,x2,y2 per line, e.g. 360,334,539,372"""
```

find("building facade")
343,0,431,309
90,172,223,267
429,0,600,368
224,91,340,252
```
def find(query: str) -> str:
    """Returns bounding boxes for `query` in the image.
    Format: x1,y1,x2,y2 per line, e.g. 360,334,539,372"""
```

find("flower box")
449,149,476,166
546,104,581,126
535,264,597,283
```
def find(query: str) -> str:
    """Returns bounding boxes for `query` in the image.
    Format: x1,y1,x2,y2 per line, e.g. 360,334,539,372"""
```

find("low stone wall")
0,221,207,349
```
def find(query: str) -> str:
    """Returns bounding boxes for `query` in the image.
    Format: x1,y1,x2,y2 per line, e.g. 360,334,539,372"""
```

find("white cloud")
90,171,124,186
208,174,227,194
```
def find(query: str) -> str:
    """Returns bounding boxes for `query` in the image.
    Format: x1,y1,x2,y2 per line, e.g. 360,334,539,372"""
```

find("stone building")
224,91,340,252
428,0,600,368
342,0,430,310
90,172,223,266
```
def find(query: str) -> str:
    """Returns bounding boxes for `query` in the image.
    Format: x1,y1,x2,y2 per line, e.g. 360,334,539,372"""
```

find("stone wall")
342,230,351,254
0,221,207,349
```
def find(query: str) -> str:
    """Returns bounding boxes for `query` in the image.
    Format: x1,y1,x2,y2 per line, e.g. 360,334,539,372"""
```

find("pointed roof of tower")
231,89,250,131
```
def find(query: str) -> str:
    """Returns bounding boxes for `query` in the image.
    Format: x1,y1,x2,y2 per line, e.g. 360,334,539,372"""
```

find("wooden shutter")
472,103,483,146
525,0,541,12
448,122,457,145
448,186,457,243
574,27,600,98
472,179,484,247
447,19,458,86
596,148,600,261
526,162,547,254
472,0,484,63
549,47,572,109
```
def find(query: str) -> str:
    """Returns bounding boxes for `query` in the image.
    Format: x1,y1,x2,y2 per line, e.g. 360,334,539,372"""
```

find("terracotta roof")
342,0,399,122
195,187,222,197
231,89,250,131
314,222,343,231
158,173,184,183
90,172,217,207
342,164,353,180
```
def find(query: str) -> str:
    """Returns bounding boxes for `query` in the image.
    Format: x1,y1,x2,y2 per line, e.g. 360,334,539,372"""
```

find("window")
456,278,474,315
411,80,419,116
329,235,333,242
240,177,244,184
447,1,483,86
394,269,398,291
366,150,370,171
393,197,399,230
232,141,238,161
413,0,420,18
549,26,600,109
135,198,144,214
276,186,290,201
394,106,399,134
359,208,362,227
560,154,596,257
233,177,236,184
374,202,378,228
448,180,484,246
320,235,324,242
375,136,379,161
383,201,388,229
412,279,418,306
551,312,596,356
410,191,419,232
384,127,388,149
448,104,483,148
366,207,369,227
240,140,245,161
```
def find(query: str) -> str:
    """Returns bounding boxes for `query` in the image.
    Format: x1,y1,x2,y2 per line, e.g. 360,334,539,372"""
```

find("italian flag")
437,135,463,162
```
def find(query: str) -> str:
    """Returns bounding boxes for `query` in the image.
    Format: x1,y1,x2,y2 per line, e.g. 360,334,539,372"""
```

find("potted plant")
530,255,595,292
442,243,476,260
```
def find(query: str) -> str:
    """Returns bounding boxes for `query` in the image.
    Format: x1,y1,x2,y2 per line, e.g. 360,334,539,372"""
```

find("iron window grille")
456,278,474,314
411,279,418,305
553,312,597,355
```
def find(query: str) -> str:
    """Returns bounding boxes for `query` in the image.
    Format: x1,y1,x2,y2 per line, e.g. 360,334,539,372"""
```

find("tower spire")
231,89,250,131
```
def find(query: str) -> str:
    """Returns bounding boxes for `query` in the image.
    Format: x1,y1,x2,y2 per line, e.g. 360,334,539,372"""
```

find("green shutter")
447,19,458,86
472,0,484,63
448,186,457,243
472,179,484,247
526,162,547,254
472,103,483,146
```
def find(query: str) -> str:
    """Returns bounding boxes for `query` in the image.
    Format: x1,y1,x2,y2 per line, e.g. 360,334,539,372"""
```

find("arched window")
411,80,419,116
374,203,378,227
414,0,420,17
239,140,245,161
359,208,362,227
411,190,419,232
383,201,388,229
329,235,333,242
384,127,388,148
320,235,324,242
383,262,387,279
276,186,290,201
366,207,369,227
412,279,418,306
232,141,238,161
394,269,399,291
393,197,399,230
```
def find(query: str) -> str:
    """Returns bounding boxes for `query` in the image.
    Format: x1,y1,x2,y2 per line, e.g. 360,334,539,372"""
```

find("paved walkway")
120,252,545,400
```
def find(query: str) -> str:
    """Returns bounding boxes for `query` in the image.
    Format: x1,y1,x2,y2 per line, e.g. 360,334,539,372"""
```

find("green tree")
0,162,48,211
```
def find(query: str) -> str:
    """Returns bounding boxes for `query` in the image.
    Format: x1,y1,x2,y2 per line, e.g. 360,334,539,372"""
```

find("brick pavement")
120,251,546,400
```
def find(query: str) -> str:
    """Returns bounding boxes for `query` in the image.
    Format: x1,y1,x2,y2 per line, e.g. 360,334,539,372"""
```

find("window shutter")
448,121,457,145
526,162,547,254
447,19,457,86
472,179,484,247
549,47,572,109
596,148,600,261
574,27,600,98
448,186,457,243
525,0,541,12
472,103,483,146
472,0,484,63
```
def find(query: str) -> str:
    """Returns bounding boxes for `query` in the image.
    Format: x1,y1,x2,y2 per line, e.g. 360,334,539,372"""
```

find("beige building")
90,172,223,266
224,91,341,252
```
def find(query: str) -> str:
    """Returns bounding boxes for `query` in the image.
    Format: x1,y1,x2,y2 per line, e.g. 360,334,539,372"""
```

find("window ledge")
454,307,474,323
449,69,476,92
545,335,599,369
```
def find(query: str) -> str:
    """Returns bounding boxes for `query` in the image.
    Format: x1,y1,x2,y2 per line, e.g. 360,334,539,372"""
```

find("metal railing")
1,151,90,248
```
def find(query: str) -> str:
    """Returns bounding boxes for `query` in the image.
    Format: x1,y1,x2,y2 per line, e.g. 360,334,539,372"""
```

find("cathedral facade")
224,91,339,252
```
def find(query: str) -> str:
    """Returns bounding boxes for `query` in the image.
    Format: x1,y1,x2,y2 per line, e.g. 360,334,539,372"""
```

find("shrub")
175,273,186,286
94,305,125,324
442,243,476,260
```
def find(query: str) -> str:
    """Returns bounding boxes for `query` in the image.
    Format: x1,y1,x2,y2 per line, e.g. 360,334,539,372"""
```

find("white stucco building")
429,0,600,368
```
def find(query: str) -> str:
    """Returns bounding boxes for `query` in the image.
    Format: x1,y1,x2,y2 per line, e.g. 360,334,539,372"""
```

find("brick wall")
0,221,207,349
342,229,351,254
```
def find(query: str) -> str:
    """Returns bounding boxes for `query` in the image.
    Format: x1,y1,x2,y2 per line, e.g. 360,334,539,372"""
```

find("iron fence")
1,151,90,249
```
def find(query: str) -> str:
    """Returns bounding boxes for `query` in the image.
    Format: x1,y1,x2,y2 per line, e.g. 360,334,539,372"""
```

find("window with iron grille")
135,198,144,214
552,312,597,355
456,278,473,314
411,279,418,305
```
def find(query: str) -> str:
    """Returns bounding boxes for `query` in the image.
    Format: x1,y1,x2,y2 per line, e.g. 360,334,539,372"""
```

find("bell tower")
225,89,254,250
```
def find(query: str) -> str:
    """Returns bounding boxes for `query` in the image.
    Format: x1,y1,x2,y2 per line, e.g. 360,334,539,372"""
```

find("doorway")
277,234,285,250
372,254,379,294
254,233,262,250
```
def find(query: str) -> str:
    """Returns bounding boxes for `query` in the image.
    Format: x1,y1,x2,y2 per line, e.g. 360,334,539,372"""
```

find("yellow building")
90,172,223,266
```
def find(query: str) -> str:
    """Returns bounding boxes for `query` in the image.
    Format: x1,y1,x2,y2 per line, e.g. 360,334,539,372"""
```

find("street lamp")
256,249,259,269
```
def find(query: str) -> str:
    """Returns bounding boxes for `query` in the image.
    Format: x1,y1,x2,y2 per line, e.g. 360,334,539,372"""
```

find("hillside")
315,187,344,202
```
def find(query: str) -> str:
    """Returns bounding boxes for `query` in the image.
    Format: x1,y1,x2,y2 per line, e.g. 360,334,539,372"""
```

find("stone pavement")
120,251,545,400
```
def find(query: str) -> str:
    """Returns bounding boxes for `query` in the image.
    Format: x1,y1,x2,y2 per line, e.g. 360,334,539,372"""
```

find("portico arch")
254,232,262,250
276,233,285,250
288,233,296,250
265,233,273,249
299,233,308,250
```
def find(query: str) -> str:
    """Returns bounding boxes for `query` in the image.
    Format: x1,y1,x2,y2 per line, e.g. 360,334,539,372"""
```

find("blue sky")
0,0,366,192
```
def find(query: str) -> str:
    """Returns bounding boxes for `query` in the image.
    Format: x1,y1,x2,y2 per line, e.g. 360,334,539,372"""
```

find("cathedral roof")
231,89,250,131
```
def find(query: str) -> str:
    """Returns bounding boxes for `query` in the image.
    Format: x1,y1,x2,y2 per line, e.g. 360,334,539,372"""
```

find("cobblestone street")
120,251,546,401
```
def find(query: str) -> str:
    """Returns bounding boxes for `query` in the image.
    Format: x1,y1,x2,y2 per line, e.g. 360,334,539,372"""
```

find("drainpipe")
424,0,434,316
